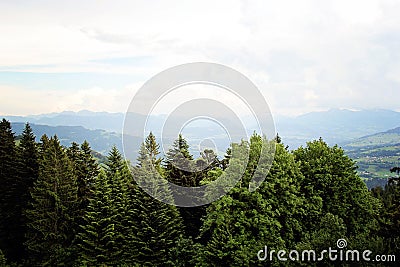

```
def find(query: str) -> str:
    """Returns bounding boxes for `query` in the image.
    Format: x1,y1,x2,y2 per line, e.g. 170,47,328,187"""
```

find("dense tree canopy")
0,119,398,266
293,139,382,250
25,135,79,266
0,119,20,261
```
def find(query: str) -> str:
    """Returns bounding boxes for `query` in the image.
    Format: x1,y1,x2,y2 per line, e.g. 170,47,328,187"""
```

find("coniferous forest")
0,118,399,266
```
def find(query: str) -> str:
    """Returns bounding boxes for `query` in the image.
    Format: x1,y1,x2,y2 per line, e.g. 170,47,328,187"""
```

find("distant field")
343,128,400,188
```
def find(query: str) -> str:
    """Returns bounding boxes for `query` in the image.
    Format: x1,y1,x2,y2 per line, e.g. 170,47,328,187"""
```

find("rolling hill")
4,109,400,185
11,122,141,156
276,109,400,148
5,108,400,150
343,126,400,188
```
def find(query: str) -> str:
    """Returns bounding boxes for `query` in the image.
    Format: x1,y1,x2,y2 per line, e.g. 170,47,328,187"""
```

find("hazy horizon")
2,107,400,119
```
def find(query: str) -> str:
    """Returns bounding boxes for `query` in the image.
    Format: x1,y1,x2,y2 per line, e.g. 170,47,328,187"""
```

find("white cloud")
0,0,400,116
0,83,141,116
304,90,318,101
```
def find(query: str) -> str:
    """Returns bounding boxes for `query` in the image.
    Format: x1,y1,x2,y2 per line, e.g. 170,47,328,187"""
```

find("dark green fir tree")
164,134,206,239
67,141,99,214
132,140,184,266
77,169,122,266
15,123,39,262
25,136,79,266
0,119,20,262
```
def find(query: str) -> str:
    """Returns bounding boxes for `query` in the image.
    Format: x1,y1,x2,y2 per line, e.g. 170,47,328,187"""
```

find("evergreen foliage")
164,134,206,239
0,119,21,262
131,137,184,266
25,136,79,266
15,123,40,261
0,119,398,265
77,170,121,265
67,141,99,219
371,177,400,256
0,249,6,267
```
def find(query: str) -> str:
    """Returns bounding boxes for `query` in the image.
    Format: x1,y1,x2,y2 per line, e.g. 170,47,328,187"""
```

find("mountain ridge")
4,108,400,158
10,122,130,155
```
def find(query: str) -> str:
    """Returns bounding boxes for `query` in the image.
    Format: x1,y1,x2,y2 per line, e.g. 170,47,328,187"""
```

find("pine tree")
78,143,182,266
372,168,400,256
67,141,99,214
108,166,131,264
200,149,219,170
76,143,134,266
38,134,50,154
18,123,39,190
104,146,131,260
145,131,162,168
25,136,79,266
220,147,232,171
79,146,133,265
131,141,183,266
164,134,206,239
77,170,122,266
15,123,39,261
106,145,125,176
0,119,20,261
80,141,99,202
0,249,6,267
164,134,195,186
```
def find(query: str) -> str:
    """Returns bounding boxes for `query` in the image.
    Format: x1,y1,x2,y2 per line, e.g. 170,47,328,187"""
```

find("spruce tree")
67,141,99,215
108,167,131,264
77,143,134,265
25,136,79,266
132,141,183,266
104,146,130,260
77,170,122,266
18,123,39,190
80,141,99,189
164,134,194,186
164,134,205,239
0,249,6,267
15,123,39,261
0,119,20,261
220,147,232,171
145,131,162,168
79,146,133,265
106,145,125,176
372,170,400,256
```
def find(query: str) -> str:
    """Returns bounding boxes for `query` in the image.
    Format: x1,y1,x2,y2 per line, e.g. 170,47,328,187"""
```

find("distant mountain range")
5,108,400,149
344,126,400,149
11,122,129,155
6,110,126,133
4,109,400,186
275,108,400,148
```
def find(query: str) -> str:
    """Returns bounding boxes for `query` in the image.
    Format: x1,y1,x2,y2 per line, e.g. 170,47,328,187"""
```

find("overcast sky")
1,0,400,116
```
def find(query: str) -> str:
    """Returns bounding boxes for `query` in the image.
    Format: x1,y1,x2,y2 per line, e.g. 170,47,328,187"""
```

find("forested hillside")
10,122,129,155
0,118,399,266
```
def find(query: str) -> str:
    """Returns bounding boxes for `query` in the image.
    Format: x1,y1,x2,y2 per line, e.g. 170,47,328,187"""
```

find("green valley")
343,127,400,188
